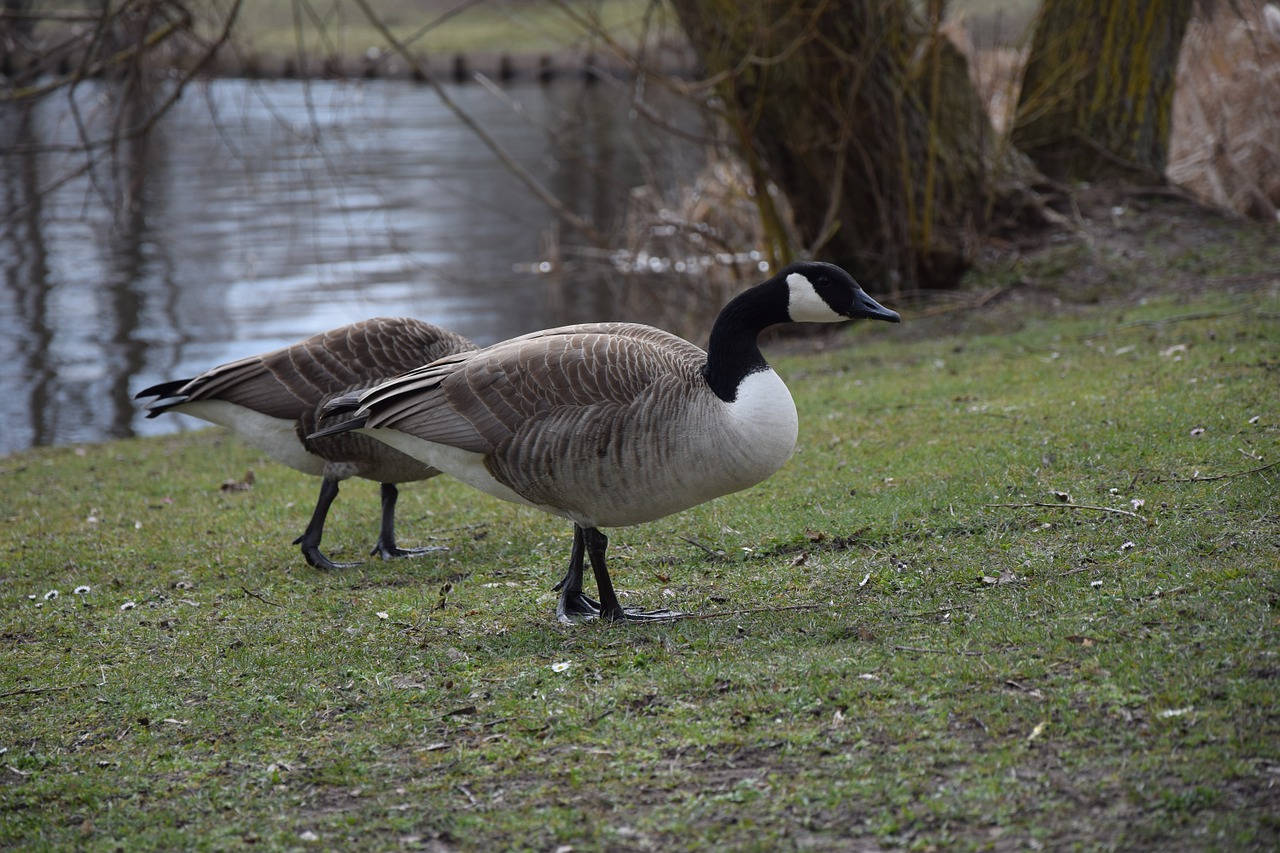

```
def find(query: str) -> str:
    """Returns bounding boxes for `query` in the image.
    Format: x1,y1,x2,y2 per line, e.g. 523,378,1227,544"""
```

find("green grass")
228,0,677,59
2,214,1279,849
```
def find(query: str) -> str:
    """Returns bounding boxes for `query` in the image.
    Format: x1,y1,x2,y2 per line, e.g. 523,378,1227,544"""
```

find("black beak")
851,289,901,323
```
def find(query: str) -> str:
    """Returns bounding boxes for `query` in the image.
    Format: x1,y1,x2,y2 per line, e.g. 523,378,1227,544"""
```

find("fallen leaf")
220,469,255,492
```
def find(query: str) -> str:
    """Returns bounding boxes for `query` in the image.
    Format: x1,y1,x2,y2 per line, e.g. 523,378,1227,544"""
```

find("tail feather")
321,391,363,417
308,411,369,440
311,391,368,439
134,378,195,418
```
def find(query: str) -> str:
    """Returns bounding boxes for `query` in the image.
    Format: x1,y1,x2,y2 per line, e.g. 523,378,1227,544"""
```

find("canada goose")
313,262,900,620
135,318,477,570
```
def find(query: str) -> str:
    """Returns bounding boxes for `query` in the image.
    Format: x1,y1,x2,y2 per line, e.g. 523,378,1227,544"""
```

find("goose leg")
555,524,602,622
371,483,446,560
581,527,679,622
294,477,361,570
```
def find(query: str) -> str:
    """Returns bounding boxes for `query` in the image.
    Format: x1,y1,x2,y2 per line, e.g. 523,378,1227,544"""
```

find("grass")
228,0,677,59
2,202,1279,850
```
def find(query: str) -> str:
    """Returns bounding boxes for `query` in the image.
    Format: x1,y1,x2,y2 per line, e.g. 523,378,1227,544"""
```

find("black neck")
701,281,786,402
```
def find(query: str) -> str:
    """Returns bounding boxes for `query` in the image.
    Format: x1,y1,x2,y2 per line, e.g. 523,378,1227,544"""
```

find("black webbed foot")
371,540,448,561
556,590,603,624
297,539,362,571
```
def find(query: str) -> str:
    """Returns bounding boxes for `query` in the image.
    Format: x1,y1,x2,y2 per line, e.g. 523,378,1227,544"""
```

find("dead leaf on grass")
220,469,255,492
1065,634,1100,647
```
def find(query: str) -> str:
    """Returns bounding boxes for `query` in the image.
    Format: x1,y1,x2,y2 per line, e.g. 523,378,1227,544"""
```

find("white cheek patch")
786,272,845,323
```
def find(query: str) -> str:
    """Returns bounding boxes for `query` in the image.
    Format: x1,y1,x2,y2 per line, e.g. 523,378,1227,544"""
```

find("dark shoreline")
2,44,696,88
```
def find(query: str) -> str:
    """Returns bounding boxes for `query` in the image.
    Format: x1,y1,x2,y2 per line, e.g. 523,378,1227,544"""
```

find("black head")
776,261,901,324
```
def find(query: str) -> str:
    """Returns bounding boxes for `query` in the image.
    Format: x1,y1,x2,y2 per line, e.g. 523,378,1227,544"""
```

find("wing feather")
354,323,707,460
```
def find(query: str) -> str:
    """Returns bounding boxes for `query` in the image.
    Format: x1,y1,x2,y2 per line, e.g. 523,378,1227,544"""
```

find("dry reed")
949,1,1280,221
1167,0,1280,221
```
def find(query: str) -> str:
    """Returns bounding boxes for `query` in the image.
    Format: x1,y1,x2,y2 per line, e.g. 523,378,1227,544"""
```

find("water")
0,77,706,455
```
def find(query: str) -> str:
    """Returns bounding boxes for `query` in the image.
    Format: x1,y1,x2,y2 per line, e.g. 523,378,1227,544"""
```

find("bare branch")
985,501,1151,524
349,0,609,248
1166,460,1278,483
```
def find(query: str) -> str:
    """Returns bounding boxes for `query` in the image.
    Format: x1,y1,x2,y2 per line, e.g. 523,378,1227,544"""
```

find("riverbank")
1,0,695,85
3,195,1278,850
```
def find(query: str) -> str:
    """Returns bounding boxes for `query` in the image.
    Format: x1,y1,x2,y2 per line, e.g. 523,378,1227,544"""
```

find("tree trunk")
1011,0,1195,182
668,0,1034,291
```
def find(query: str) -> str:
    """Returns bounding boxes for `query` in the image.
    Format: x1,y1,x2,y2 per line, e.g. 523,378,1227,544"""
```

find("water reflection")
0,78,704,455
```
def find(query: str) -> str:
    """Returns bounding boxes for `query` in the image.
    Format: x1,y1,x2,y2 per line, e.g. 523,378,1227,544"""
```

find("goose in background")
136,318,477,571
312,262,900,621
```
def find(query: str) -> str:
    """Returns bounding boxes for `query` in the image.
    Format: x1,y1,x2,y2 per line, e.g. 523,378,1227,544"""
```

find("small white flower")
1090,580,1104,588
43,590,59,601
376,612,389,620
1120,541,1136,552
551,661,571,673
74,586,91,595
1190,427,1205,437
1130,499,1145,510
120,601,137,611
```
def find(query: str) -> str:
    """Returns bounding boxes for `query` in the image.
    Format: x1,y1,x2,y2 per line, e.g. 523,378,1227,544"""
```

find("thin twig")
643,602,825,622
1145,585,1190,599
241,586,284,608
985,502,1150,524
902,604,967,619
1116,309,1245,329
0,684,84,700
350,0,607,247
677,535,723,557
1166,460,1278,483
893,645,988,657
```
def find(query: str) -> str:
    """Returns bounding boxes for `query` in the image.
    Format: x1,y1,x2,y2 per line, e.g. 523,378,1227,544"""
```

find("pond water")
0,77,707,455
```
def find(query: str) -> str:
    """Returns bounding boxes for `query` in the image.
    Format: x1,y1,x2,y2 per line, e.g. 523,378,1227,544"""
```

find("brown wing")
358,323,706,455
147,318,476,422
